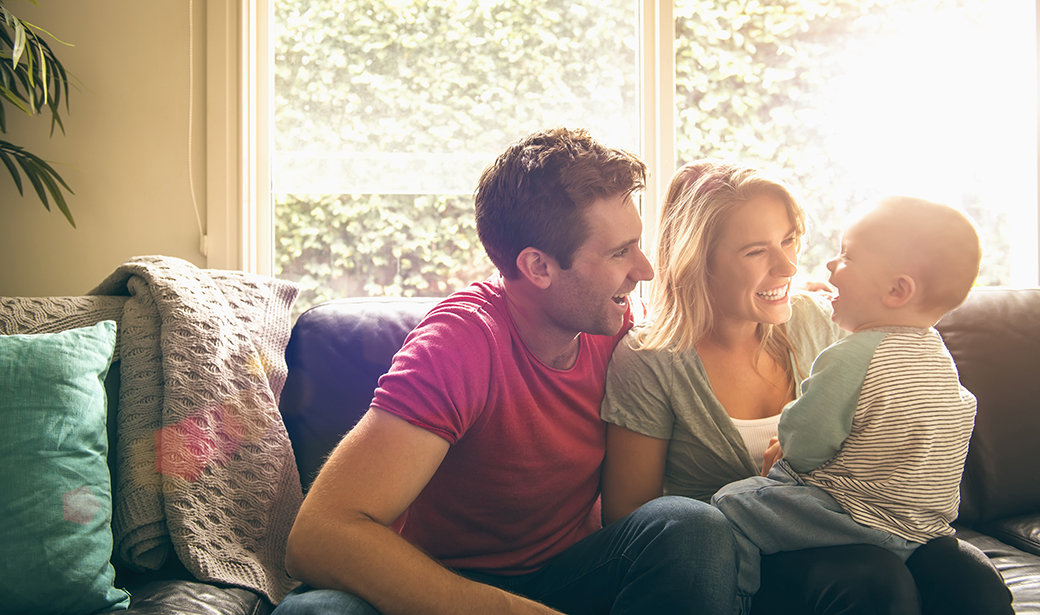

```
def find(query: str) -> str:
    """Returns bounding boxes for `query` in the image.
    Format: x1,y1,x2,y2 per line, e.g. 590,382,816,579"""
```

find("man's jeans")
272,495,738,615
712,460,921,612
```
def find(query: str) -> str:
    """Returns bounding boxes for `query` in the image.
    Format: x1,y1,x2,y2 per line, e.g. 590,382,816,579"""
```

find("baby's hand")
761,437,783,476
798,279,834,295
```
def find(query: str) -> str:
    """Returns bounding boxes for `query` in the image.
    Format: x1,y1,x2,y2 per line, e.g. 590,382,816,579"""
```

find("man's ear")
515,247,554,290
881,274,916,308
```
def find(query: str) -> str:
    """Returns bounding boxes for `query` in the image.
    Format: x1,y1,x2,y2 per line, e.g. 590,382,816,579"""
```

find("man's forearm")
285,515,561,615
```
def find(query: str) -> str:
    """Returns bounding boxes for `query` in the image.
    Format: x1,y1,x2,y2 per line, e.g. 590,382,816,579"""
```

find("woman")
600,161,1013,614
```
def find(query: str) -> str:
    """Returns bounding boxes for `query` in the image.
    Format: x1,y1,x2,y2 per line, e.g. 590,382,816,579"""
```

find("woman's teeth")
757,286,788,301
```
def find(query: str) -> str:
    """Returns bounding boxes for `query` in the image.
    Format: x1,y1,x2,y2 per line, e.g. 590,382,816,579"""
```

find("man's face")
548,193,653,337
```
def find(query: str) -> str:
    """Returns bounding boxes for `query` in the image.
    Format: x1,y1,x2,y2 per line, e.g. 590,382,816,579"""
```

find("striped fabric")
804,329,977,544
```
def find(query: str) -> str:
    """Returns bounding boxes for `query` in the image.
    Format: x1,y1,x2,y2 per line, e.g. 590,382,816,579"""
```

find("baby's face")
825,213,902,332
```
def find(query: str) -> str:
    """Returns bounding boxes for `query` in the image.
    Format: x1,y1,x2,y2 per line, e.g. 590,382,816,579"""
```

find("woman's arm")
601,423,669,525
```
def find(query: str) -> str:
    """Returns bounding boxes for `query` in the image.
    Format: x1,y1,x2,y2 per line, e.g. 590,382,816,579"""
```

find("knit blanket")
0,256,305,603
78,255,304,603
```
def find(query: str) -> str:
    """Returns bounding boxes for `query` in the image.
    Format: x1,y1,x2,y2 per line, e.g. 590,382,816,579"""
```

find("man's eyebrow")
606,237,641,254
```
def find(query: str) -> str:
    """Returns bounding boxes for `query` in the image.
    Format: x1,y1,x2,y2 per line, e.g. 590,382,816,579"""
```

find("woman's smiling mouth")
756,284,789,301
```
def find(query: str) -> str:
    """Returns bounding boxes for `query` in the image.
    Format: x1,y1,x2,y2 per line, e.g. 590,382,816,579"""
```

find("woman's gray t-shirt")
601,291,844,502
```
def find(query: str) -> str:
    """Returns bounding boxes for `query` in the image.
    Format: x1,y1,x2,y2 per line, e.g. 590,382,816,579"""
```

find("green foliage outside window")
274,0,1011,317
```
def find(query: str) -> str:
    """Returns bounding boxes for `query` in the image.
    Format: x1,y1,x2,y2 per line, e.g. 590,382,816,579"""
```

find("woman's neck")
696,323,794,421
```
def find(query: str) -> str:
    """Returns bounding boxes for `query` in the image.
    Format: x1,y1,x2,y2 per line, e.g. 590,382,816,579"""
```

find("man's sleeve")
371,309,493,445
779,331,886,473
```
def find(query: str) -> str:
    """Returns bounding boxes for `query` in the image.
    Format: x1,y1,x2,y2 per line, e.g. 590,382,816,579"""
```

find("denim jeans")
272,495,738,615
712,460,920,612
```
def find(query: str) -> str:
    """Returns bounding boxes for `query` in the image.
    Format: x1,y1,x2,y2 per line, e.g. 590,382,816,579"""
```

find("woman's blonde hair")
637,160,808,389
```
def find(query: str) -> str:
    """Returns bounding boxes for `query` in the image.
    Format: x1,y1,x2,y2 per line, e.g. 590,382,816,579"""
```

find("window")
670,0,1037,287
272,0,640,311
217,0,1038,315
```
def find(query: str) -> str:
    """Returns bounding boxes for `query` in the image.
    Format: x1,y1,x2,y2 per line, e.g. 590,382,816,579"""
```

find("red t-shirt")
371,276,632,575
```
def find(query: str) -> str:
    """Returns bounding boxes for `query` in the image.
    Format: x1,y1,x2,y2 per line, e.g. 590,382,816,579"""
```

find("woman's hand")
761,437,783,476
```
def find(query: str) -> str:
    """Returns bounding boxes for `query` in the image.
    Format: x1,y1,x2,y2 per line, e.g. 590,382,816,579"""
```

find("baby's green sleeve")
779,331,886,473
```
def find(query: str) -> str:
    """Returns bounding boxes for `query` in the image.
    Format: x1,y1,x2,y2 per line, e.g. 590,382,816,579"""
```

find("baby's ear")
882,274,916,308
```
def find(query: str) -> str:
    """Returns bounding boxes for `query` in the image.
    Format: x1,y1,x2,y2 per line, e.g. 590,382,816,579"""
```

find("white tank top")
730,413,782,469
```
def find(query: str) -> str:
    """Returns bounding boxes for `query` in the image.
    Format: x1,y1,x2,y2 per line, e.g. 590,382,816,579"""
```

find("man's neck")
501,276,582,369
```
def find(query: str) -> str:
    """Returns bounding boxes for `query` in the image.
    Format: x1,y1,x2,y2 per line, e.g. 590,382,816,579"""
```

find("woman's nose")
773,251,798,277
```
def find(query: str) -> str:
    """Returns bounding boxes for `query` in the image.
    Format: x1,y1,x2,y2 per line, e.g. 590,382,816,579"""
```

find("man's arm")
284,408,561,615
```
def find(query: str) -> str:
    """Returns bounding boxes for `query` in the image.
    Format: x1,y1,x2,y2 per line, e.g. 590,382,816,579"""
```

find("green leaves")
0,139,74,226
1,0,74,225
275,192,494,315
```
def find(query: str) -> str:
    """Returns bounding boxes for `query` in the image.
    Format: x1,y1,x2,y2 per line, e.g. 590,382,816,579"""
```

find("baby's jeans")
712,460,921,614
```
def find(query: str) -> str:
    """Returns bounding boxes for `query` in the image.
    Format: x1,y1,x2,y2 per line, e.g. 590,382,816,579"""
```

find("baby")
711,196,982,613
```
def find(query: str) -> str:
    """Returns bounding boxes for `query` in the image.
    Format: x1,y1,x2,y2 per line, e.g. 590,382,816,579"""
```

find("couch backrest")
279,297,439,491
281,288,1040,524
936,287,1040,526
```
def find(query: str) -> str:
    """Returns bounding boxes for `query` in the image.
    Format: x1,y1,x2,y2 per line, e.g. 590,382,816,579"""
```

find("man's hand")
761,437,783,476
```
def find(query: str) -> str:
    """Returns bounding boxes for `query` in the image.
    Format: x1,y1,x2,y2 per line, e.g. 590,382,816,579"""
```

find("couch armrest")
279,297,439,491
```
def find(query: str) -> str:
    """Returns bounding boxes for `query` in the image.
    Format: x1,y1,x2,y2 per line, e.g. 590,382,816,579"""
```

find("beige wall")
0,1,209,296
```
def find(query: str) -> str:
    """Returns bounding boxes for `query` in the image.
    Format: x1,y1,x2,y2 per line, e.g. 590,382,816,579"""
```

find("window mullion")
640,0,674,254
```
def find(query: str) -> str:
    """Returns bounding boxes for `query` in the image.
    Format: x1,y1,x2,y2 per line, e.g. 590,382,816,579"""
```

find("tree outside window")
274,0,1035,317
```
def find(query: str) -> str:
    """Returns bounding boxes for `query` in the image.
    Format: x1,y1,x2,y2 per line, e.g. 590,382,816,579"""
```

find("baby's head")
826,196,981,331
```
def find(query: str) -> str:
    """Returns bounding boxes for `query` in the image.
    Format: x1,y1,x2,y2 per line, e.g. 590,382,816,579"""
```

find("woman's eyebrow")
736,226,798,251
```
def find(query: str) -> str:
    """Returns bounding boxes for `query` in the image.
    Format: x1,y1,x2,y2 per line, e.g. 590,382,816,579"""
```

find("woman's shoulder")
791,289,831,317
788,291,846,359
790,291,838,330
613,324,698,361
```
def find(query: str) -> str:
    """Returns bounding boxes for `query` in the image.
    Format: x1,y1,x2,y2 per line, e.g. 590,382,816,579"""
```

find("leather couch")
121,288,1040,613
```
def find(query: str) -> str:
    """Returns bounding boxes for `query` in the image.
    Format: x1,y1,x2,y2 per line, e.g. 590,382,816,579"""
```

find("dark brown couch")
120,287,1040,613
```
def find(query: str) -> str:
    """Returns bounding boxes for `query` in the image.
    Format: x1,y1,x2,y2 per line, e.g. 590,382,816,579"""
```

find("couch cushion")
0,321,130,615
957,528,1040,614
977,514,1040,559
280,297,439,490
123,580,271,615
936,288,1040,525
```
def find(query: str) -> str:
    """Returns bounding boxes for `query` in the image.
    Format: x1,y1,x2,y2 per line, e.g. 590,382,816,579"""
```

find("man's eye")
614,248,629,258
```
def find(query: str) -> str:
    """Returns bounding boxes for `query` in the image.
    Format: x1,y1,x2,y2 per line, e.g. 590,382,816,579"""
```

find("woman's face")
706,193,800,331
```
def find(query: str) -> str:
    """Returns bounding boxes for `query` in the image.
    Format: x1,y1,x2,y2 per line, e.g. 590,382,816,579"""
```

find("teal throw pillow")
0,320,130,614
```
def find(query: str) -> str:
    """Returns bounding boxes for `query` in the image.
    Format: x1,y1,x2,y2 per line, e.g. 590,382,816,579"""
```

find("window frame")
210,0,1040,285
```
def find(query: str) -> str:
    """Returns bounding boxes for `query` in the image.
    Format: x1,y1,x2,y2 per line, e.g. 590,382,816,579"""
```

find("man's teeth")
757,286,788,300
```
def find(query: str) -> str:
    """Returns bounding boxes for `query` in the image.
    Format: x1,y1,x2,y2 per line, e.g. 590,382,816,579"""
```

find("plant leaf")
11,15,25,69
15,153,50,210
0,148,23,194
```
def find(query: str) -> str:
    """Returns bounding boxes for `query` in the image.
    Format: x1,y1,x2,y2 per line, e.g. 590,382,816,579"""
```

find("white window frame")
206,0,273,275
209,0,1040,285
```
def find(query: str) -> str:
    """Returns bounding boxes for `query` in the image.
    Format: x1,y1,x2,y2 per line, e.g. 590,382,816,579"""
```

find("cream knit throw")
86,256,303,603
2,256,304,604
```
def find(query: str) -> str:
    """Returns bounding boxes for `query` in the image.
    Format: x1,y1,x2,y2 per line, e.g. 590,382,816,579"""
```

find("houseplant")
1,0,74,227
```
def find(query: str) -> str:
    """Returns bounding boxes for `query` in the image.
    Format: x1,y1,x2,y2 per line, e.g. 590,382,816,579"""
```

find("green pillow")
0,320,130,614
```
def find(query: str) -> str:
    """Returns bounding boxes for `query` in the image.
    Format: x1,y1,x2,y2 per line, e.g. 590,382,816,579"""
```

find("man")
275,127,737,615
